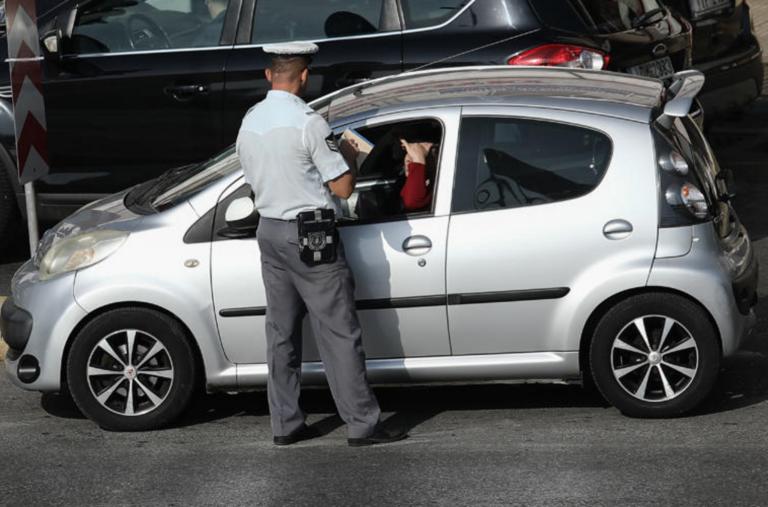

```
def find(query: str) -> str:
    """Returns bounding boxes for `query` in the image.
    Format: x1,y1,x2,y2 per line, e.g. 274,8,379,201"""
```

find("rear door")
42,0,237,196
445,107,657,355
221,0,403,146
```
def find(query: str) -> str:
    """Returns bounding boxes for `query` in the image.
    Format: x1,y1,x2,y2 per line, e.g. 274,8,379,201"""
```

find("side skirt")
226,351,581,390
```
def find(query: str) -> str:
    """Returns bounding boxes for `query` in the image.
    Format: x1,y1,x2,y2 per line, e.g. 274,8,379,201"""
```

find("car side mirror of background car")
41,7,77,61
218,197,259,239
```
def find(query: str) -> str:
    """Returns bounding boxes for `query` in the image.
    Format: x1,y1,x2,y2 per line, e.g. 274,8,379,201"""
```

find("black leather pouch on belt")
297,208,338,266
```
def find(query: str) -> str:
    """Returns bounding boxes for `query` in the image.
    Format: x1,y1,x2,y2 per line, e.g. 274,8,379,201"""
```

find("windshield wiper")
631,7,665,29
125,163,199,213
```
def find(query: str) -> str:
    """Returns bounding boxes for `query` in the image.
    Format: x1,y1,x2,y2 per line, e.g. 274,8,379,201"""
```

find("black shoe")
273,424,322,446
347,426,408,447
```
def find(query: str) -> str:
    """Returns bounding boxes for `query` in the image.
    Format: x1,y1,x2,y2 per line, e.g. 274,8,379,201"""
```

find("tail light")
658,149,711,225
507,44,610,70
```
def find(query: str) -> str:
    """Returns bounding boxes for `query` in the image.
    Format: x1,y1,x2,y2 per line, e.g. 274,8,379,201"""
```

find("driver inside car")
352,122,441,219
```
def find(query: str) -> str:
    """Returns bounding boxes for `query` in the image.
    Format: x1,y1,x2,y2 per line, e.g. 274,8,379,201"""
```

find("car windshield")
151,146,240,208
124,146,239,213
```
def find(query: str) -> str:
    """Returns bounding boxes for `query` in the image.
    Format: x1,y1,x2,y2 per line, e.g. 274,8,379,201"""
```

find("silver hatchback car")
1,67,758,430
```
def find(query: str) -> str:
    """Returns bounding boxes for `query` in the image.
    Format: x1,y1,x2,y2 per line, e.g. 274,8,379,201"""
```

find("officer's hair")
269,56,311,79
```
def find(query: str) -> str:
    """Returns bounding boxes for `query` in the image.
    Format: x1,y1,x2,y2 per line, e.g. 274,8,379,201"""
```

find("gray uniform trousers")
256,217,381,439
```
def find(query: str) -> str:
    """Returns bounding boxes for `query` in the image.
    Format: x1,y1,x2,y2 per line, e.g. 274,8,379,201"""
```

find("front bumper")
695,44,763,117
3,261,87,392
0,297,32,354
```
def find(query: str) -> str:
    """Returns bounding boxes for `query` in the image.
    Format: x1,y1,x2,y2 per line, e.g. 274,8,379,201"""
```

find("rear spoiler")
661,70,705,118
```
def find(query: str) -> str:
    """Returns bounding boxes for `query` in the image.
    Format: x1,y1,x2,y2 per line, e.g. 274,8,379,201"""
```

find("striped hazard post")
6,0,49,183
5,0,48,252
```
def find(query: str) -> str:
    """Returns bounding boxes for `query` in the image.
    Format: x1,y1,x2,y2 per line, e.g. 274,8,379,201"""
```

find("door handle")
164,84,208,102
603,219,634,240
335,77,369,88
402,235,432,256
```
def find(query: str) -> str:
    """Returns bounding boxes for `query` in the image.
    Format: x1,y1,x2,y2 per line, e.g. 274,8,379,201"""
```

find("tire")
0,165,20,242
66,307,198,431
589,293,720,418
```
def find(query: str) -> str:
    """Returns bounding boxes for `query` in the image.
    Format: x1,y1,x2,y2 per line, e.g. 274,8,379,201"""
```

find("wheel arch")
578,286,723,381
60,301,207,394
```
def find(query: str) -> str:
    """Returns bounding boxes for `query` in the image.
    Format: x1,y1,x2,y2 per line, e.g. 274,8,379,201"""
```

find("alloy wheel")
86,329,175,416
611,315,699,403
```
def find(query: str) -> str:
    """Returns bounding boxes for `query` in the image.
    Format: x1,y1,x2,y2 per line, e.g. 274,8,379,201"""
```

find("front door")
41,0,236,197
210,109,459,364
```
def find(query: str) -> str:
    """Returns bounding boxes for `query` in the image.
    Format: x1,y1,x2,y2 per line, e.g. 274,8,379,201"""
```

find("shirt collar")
267,90,303,102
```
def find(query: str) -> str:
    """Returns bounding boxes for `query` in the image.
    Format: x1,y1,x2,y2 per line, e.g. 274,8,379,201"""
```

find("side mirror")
218,197,259,239
41,8,77,60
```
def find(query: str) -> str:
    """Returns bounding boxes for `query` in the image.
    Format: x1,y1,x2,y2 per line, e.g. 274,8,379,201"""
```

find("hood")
33,189,142,265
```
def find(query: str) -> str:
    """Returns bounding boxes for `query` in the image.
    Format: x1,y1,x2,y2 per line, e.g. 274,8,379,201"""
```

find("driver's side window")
68,0,230,54
338,118,443,224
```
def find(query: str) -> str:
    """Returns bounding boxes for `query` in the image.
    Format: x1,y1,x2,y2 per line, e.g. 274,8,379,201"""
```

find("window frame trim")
330,107,461,225
451,109,615,216
234,0,476,49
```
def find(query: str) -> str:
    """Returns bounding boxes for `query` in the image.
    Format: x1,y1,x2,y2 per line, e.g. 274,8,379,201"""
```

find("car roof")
311,66,666,125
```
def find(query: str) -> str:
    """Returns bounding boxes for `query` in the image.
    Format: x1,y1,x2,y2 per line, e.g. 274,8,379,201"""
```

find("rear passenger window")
451,117,612,213
251,0,388,43
400,0,470,29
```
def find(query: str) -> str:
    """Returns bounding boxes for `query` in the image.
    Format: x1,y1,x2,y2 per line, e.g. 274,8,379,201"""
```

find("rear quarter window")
400,0,470,29
452,117,613,213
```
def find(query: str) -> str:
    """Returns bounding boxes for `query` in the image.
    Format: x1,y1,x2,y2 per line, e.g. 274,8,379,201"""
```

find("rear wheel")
589,293,720,418
66,308,198,431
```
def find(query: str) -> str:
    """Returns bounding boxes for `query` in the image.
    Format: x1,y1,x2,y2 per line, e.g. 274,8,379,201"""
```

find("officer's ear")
300,67,309,84
265,68,273,83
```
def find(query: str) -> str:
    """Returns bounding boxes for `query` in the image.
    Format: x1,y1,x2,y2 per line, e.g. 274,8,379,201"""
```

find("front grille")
0,85,12,99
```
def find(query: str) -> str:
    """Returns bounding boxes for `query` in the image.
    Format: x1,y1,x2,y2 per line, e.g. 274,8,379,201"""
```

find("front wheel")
66,308,198,431
589,293,720,418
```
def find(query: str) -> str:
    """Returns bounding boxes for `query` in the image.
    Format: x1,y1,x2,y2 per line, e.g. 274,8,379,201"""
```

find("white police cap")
263,42,319,57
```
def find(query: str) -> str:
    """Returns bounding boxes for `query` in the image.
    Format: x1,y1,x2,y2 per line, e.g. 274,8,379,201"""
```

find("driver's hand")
400,139,432,166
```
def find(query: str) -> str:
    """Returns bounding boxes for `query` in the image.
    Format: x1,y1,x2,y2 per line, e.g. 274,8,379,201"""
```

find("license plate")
627,57,675,80
689,0,732,18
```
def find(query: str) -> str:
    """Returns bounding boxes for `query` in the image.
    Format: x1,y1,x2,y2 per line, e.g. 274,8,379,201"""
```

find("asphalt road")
2,100,768,505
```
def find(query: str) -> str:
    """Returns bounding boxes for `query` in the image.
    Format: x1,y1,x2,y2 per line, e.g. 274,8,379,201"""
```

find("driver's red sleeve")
400,162,432,211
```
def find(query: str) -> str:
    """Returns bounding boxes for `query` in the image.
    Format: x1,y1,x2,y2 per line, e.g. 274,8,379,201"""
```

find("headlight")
39,230,129,280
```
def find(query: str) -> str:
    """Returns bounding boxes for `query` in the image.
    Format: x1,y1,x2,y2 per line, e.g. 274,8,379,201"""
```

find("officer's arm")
327,171,355,199
304,114,357,199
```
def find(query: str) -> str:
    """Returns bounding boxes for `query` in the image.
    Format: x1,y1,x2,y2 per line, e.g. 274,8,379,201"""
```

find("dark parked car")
0,0,692,240
664,0,763,117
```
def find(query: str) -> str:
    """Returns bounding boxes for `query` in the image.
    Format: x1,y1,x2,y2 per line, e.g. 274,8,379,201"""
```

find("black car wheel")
0,166,20,243
590,293,720,418
66,308,198,431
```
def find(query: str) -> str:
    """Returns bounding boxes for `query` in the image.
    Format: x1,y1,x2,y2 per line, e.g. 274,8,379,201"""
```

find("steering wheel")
126,13,172,50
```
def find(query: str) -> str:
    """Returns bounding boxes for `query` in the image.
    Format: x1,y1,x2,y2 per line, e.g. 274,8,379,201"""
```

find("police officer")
236,42,407,447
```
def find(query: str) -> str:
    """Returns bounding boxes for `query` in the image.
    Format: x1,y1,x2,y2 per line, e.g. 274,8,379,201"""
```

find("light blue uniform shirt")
236,90,349,220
